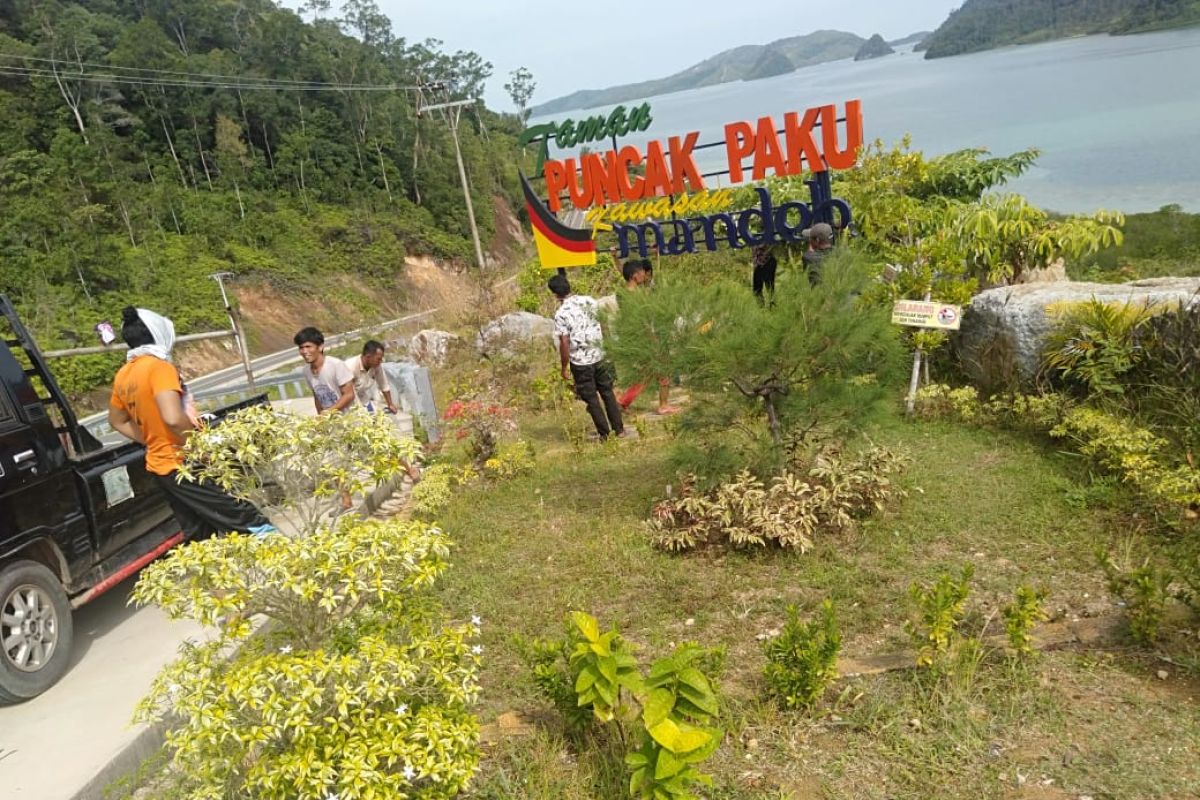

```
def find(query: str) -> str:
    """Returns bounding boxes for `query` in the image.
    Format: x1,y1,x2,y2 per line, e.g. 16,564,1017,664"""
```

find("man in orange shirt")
108,307,272,541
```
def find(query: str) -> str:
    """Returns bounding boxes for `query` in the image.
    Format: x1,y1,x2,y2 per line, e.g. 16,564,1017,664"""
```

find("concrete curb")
70,720,170,800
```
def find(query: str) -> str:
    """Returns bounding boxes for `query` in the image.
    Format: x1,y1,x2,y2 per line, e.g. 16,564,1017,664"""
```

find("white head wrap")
126,308,176,362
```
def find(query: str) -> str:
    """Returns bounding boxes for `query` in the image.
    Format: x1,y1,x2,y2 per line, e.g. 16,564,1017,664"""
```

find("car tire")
0,560,74,704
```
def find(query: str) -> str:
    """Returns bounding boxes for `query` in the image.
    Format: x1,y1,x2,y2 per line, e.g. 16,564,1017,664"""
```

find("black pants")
752,260,777,301
570,361,624,437
153,472,272,541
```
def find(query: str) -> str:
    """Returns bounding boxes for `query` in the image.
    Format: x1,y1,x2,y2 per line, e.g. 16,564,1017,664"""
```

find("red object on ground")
619,383,647,409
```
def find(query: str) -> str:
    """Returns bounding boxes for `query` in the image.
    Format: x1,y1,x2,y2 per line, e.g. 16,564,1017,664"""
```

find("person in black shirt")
751,244,778,303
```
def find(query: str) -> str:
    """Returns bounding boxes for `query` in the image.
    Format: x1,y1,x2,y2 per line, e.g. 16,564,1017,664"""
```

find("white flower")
325,793,339,800
471,614,482,628
396,703,408,715
471,645,483,656
279,645,293,655
402,764,417,781
167,683,182,695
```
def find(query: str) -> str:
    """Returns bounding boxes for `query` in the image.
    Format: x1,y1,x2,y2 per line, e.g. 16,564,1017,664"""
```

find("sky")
285,1,965,110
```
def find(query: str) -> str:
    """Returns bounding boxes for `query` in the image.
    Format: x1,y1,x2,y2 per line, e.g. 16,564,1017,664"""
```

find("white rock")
475,312,555,357
408,329,460,367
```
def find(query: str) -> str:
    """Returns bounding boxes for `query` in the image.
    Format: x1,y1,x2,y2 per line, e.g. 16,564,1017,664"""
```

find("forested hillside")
923,0,1200,58
0,0,524,395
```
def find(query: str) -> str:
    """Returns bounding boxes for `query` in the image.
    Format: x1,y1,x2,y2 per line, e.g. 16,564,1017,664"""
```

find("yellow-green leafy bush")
763,600,842,711
180,405,423,531
410,464,477,521
133,517,480,800
483,439,535,480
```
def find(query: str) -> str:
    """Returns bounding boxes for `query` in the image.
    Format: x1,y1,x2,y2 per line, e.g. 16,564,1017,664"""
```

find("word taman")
543,100,863,213
518,102,653,172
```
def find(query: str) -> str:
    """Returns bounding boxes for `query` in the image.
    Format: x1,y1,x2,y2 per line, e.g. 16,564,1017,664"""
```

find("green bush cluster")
763,601,842,710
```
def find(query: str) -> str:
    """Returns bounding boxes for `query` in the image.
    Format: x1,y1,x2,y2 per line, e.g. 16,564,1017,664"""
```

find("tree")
504,66,536,123
607,251,905,480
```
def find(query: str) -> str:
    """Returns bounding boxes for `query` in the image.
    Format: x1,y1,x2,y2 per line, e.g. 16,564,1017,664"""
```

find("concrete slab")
0,575,202,800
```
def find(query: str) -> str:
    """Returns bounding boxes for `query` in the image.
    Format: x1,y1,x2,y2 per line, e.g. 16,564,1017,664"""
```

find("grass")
431,393,1200,799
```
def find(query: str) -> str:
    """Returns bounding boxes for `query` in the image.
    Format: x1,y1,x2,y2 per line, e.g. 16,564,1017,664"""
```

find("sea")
528,28,1200,214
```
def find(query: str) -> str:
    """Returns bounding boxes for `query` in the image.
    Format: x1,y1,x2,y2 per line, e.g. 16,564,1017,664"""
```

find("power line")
0,54,427,93
0,52,364,86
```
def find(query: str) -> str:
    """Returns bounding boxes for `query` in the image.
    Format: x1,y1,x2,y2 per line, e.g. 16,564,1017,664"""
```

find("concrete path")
0,575,201,800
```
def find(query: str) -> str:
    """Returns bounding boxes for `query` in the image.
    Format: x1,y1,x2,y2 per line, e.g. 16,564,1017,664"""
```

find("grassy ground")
432,393,1200,799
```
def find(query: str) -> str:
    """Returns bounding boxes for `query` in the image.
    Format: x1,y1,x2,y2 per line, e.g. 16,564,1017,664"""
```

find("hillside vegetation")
0,0,524,395
923,0,1200,59
532,30,863,115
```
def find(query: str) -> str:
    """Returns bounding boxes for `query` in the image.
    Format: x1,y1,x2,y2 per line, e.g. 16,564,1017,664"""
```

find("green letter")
607,105,630,137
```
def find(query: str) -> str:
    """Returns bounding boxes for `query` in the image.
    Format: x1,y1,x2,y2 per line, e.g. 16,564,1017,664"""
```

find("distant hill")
855,34,896,61
922,0,1200,59
531,30,864,115
888,31,932,47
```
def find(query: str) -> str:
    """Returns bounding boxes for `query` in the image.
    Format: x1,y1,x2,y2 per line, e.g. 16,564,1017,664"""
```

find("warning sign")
891,300,962,331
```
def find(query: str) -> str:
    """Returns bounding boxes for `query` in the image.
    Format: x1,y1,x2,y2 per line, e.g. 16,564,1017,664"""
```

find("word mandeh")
613,185,852,259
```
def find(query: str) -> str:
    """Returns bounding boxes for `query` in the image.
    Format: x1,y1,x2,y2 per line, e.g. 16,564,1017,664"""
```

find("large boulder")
408,329,460,367
955,277,1200,388
475,311,555,357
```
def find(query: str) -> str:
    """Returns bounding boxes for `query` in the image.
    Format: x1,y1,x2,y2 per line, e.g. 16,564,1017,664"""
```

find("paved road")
0,574,202,800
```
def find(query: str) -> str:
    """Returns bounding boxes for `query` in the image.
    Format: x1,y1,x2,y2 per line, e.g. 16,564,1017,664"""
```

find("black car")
0,295,260,702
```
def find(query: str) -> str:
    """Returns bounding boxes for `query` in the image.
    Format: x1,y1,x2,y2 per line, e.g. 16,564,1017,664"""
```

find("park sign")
520,100,863,269
517,102,654,173
891,300,963,331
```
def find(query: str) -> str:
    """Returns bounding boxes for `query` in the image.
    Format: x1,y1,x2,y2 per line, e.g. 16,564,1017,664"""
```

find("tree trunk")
234,180,245,220
374,141,393,202
763,393,782,445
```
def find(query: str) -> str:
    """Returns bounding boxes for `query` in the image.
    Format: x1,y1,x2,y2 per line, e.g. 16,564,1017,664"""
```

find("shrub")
1050,406,1200,515
132,517,480,800
410,463,477,520
483,439,535,480
1002,586,1049,658
1126,299,1200,455
763,600,842,711
178,405,423,532
1041,298,1158,398
906,566,975,669
1098,544,1173,645
442,397,519,467
648,446,909,552
528,612,723,800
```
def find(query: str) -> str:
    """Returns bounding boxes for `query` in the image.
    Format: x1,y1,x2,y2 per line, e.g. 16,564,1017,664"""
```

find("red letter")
584,152,621,207
821,99,863,171
617,145,645,202
784,107,824,174
668,131,705,194
564,158,591,210
643,140,673,198
751,116,786,181
544,160,567,212
723,121,754,184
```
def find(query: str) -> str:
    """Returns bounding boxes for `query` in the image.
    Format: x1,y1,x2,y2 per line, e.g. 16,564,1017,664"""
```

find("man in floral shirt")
548,274,626,439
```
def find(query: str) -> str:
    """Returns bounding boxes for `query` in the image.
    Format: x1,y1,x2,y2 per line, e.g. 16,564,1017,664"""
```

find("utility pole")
418,98,486,270
209,272,255,389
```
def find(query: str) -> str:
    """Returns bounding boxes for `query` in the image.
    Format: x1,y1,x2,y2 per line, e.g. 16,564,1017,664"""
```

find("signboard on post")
891,300,962,331
518,99,864,269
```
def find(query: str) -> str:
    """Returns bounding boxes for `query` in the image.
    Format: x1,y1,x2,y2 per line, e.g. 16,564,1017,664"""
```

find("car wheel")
0,560,74,704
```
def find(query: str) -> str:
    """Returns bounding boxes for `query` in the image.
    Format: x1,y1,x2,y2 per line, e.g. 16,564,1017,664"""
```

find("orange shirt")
110,356,185,476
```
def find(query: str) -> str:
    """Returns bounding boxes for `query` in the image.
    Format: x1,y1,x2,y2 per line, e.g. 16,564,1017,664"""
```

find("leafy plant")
1041,298,1158,397
906,566,975,668
410,463,478,520
648,446,909,552
132,516,480,800
1002,586,1049,658
1098,544,1173,645
528,612,723,800
763,600,842,710
179,405,423,534
442,396,520,467
483,439,535,480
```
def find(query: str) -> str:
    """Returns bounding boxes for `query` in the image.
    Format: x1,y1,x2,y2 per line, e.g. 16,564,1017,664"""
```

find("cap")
801,222,834,241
